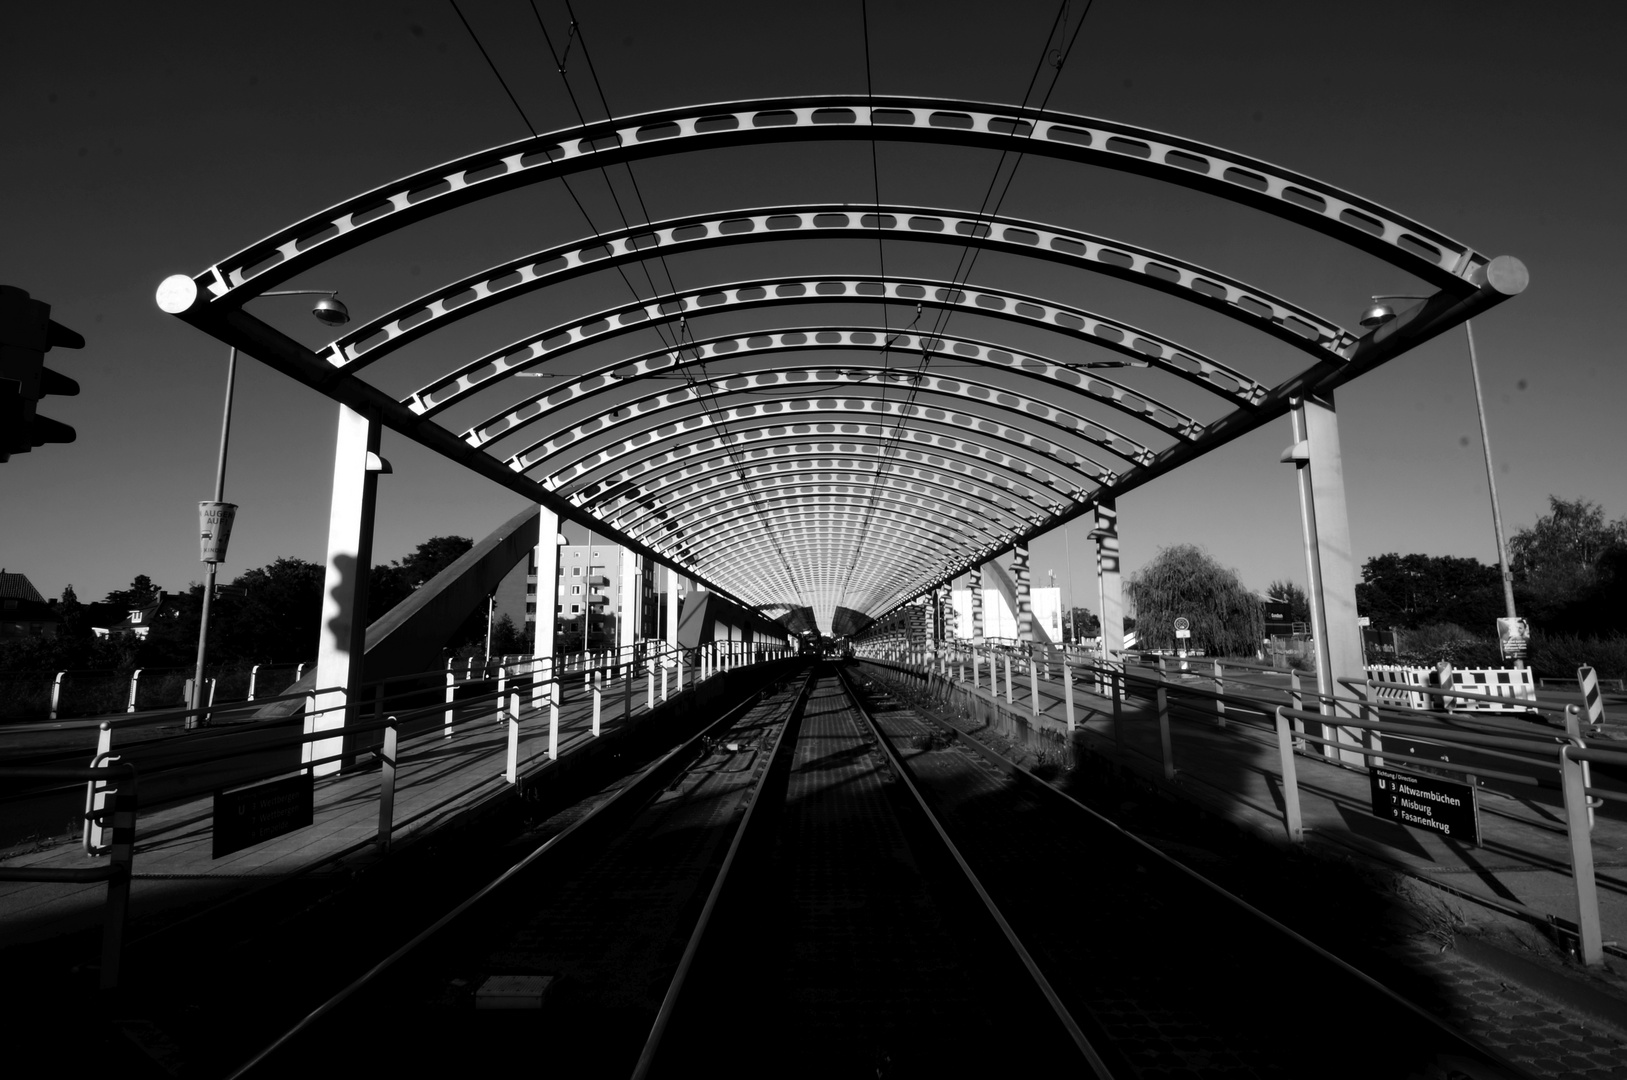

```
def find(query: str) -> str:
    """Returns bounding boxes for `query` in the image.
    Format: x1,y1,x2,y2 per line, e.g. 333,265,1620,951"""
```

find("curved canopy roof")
158,95,1526,634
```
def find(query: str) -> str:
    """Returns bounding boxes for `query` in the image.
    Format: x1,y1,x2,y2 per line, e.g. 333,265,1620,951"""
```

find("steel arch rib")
380,204,1344,416
183,96,1488,310
425,274,1264,435
474,325,1186,458
619,481,1023,554
590,447,1070,526
674,506,997,571
518,386,1142,508
553,409,1111,501
671,508,985,596
497,339,1165,477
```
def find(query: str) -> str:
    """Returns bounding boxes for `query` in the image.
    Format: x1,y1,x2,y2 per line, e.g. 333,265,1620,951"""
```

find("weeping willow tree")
1128,544,1264,657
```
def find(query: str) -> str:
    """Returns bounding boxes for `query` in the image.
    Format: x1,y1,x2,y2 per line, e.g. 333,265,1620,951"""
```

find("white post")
126,669,142,714
51,671,65,721
1063,661,1076,732
247,664,258,702
533,507,561,710
549,698,560,757
312,403,384,777
444,668,455,738
592,685,602,737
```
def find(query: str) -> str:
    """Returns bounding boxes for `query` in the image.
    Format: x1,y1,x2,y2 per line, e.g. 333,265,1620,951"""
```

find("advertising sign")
199,500,238,563
1368,765,1479,844
1496,616,1530,660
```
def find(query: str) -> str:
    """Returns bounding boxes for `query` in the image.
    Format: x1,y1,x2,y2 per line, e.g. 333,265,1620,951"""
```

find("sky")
4,0,1624,627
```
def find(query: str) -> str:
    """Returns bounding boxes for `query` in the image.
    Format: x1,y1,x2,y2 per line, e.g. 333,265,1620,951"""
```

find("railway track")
223,662,1532,1079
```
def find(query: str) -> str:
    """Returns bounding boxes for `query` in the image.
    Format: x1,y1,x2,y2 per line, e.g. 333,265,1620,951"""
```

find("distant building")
91,591,185,640
0,571,63,639
492,544,659,652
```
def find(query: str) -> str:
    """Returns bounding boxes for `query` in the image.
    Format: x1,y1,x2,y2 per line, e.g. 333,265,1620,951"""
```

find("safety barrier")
0,637,796,990
1366,664,1432,710
0,757,138,989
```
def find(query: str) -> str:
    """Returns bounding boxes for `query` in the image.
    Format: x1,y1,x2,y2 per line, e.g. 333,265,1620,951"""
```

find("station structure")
154,96,1527,773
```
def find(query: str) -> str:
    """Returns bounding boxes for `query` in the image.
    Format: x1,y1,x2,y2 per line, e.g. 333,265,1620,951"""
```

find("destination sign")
213,772,314,858
1368,765,1478,845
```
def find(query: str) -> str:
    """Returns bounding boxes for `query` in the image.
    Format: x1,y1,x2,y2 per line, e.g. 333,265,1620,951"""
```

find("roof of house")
0,572,47,604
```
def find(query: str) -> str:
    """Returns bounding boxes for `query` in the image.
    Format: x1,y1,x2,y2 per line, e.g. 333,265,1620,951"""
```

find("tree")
102,574,159,611
216,558,325,664
1508,496,1627,634
58,583,88,638
490,614,527,656
1265,579,1310,625
399,536,473,589
1062,605,1099,642
1127,545,1263,656
1355,553,1502,631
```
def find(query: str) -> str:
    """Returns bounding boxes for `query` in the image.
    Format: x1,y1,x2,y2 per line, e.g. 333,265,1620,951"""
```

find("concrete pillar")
1289,394,1365,764
969,566,984,644
531,506,560,707
618,546,639,677
312,404,384,777
665,567,681,666
1093,499,1123,664
1013,543,1033,646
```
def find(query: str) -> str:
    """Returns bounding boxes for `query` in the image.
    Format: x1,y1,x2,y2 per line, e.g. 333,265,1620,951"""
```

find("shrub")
1527,632,1627,681
1393,623,1501,668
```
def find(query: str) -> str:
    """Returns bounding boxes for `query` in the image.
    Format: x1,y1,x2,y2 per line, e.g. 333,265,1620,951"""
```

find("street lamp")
1361,295,1521,666
188,290,350,726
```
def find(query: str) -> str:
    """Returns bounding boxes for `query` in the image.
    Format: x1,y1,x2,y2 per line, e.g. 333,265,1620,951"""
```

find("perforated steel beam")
555,411,1106,504
180,96,1490,313
383,204,1339,418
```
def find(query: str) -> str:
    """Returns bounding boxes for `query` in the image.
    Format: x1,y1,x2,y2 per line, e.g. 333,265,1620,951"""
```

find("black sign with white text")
1368,765,1479,845
213,772,314,858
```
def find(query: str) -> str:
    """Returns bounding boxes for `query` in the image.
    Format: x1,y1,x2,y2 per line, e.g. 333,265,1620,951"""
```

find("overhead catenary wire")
539,0,810,611
837,0,1091,618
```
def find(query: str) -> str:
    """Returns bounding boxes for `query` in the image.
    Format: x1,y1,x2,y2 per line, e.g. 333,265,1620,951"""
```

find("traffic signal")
0,285,84,462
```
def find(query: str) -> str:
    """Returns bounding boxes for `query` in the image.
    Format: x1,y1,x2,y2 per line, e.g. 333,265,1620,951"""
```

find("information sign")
213,772,313,858
1175,628,1191,639
198,500,238,563
1368,765,1478,844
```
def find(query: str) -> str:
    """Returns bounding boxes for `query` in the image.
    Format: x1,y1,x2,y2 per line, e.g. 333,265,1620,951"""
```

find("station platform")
0,665,730,955
857,656,1627,1038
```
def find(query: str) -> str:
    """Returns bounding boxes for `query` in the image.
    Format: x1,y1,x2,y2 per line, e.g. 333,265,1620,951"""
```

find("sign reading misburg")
1368,764,1479,845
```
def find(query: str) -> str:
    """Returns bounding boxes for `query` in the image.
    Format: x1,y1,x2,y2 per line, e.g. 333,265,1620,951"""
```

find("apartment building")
492,543,659,651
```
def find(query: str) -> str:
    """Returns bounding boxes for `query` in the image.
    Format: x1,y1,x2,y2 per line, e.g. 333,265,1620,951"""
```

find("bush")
1393,623,1501,668
1528,632,1627,681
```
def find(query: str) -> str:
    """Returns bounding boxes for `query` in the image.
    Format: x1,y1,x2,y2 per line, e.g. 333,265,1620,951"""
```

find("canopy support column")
1287,394,1365,764
312,404,383,777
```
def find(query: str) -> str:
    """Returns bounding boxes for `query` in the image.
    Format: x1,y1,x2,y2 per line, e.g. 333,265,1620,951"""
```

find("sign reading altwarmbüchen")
1368,765,1478,844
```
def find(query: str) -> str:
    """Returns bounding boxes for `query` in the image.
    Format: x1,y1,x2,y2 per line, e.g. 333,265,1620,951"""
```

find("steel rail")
832,665,1114,1076
224,672,799,1080
852,658,1538,1079
629,673,814,1078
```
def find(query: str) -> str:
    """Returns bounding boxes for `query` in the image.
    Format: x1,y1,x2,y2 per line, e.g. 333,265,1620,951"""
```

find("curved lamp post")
188,290,350,727
1361,296,1522,667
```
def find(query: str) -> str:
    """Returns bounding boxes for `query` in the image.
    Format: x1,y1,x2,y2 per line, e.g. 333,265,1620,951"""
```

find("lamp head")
311,295,351,326
1359,303,1397,330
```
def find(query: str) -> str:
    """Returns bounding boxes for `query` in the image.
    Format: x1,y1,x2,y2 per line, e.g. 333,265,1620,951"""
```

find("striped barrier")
1448,667,1536,714
1365,664,1431,710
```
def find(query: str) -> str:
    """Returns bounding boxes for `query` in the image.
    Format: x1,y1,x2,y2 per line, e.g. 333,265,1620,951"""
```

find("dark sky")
5,0,1623,621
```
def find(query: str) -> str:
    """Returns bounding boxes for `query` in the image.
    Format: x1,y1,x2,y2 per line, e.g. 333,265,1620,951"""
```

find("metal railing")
0,637,796,988
855,643,1626,967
